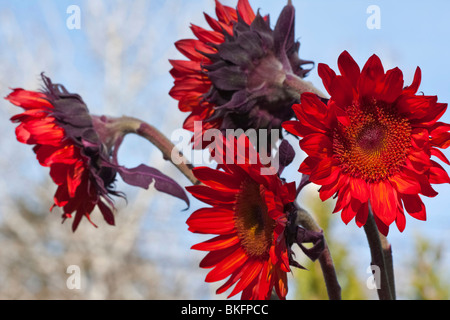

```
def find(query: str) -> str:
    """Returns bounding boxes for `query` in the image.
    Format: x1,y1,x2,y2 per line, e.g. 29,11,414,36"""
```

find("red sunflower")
170,0,313,148
186,134,296,299
283,51,450,235
6,74,188,231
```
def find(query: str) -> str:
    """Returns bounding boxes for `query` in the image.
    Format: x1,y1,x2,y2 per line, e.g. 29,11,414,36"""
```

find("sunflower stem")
379,231,396,299
284,73,328,100
363,209,395,300
295,205,342,300
102,115,200,186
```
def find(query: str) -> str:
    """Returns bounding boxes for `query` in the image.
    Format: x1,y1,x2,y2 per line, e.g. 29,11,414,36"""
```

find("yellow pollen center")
234,178,275,258
333,99,411,182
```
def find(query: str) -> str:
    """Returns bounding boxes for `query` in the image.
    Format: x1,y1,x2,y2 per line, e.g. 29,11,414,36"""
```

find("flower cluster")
6,0,450,301
171,0,450,300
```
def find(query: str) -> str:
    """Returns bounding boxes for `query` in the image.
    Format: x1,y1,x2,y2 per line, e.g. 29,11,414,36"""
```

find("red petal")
349,178,370,203
333,185,352,213
186,207,235,234
175,39,214,61
199,244,240,268
5,89,53,110
214,0,237,25
341,200,361,224
299,156,319,175
430,122,450,149
430,148,450,165
428,160,450,184
295,93,330,133
66,160,85,197
403,67,421,95
192,166,241,191
237,0,255,25
414,102,447,127
390,170,421,195
319,172,347,201
378,67,404,103
53,185,70,207
337,50,360,93
395,202,406,233
205,247,247,282
274,269,288,300
401,194,426,221
359,54,385,98
309,157,340,185
192,234,240,251
186,185,236,206
372,213,390,236
192,20,224,43
396,94,438,120
317,63,336,96
369,180,397,226
299,133,333,158
227,260,264,298
355,202,369,227
330,75,354,109
282,120,303,137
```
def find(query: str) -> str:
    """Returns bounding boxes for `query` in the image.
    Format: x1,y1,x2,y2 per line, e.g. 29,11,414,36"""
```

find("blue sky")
0,0,449,299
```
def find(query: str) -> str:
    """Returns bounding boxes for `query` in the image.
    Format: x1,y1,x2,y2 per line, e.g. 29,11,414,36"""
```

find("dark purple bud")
276,139,296,175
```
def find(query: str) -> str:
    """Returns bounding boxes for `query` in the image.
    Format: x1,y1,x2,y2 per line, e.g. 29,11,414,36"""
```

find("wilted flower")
7,74,188,231
170,0,313,148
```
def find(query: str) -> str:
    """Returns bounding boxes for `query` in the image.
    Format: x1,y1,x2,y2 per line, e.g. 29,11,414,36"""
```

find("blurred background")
0,0,448,300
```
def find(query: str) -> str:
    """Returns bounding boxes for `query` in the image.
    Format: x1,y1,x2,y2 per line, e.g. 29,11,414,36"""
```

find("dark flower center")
234,177,274,258
358,125,385,151
333,99,412,182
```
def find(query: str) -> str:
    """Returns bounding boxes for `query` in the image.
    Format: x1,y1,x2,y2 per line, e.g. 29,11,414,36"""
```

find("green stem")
379,231,396,299
284,73,328,100
98,115,200,186
363,209,395,300
295,205,342,300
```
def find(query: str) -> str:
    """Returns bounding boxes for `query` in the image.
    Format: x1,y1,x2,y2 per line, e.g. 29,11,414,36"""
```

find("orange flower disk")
284,51,450,235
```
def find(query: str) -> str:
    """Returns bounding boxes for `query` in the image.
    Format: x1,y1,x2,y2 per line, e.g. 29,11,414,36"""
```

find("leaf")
116,164,190,207
296,227,325,261
278,139,295,168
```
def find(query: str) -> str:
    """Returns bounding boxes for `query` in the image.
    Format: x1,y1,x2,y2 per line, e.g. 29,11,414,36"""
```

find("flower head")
7,74,188,231
170,0,312,148
186,134,296,299
283,51,450,235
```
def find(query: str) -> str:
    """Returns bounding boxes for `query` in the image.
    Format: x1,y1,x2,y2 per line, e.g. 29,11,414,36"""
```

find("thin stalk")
379,231,396,300
102,115,200,186
295,205,342,300
363,209,395,300
284,73,328,100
